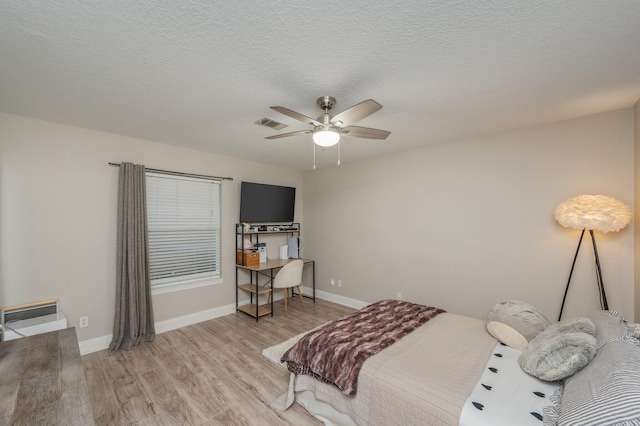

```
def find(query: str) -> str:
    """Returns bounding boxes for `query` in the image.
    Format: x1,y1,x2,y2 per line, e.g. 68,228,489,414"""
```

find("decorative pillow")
591,310,627,343
486,321,528,350
545,317,596,336
487,300,551,341
558,311,640,425
518,329,596,382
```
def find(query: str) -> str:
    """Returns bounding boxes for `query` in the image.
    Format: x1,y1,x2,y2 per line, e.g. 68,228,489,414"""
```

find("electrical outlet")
79,316,89,328
331,278,335,286
396,292,402,300
337,279,342,288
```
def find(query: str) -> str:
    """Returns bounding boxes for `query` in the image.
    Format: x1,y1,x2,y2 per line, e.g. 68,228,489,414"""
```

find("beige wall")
0,112,303,342
304,108,635,322
635,99,640,321
1,107,636,346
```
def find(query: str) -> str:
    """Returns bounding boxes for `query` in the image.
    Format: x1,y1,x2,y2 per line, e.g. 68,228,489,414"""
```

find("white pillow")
486,321,528,350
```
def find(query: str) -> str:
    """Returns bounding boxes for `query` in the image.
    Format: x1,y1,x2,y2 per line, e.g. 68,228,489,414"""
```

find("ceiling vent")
255,117,288,130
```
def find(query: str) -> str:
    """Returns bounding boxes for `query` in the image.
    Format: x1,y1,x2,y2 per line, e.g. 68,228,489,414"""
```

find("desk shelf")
238,283,272,295
235,222,315,321
236,223,300,266
237,304,271,318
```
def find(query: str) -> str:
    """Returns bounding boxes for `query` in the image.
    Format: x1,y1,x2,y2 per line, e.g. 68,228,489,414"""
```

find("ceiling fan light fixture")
313,129,340,147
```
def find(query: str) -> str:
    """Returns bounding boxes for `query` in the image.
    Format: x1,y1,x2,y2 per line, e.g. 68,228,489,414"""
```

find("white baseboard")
78,334,113,355
79,302,237,355
79,290,367,355
311,289,369,310
154,303,236,334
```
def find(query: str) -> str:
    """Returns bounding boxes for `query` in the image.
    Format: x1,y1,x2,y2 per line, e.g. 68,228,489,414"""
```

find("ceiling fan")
265,96,391,148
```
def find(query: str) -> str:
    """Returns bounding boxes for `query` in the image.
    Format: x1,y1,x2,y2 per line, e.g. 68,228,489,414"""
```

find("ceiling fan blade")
330,99,382,127
341,126,390,140
265,130,312,140
270,106,322,127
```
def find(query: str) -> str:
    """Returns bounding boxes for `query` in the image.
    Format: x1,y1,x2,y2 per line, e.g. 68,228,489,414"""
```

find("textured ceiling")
1,1,639,170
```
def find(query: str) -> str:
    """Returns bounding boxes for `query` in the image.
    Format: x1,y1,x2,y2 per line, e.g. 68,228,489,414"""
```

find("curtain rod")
108,162,233,181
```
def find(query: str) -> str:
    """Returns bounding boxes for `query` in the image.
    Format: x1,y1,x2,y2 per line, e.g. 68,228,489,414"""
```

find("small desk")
235,258,315,320
0,327,94,425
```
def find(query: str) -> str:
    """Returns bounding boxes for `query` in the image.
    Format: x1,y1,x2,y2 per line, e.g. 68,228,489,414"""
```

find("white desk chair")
268,259,304,317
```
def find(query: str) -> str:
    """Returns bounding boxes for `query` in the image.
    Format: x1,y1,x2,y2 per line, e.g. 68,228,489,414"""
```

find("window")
146,172,221,290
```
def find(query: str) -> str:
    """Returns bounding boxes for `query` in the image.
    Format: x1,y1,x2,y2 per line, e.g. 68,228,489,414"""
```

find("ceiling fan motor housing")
317,96,337,111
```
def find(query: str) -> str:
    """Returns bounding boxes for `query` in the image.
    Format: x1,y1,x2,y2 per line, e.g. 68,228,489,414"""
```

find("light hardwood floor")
83,299,355,425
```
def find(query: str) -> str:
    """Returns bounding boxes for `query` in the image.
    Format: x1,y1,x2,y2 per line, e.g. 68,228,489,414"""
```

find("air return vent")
255,117,288,130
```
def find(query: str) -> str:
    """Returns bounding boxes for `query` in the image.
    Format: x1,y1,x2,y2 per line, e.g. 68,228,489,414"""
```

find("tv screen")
240,182,296,223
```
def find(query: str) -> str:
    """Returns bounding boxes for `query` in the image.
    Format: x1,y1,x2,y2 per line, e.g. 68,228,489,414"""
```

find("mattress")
276,312,499,425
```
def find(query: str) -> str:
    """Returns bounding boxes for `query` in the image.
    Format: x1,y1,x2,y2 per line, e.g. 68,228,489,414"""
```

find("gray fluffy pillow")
487,300,551,341
547,317,596,336
518,319,597,382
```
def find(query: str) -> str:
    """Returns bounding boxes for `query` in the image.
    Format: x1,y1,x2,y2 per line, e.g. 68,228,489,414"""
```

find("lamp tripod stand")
557,228,608,321
554,195,631,321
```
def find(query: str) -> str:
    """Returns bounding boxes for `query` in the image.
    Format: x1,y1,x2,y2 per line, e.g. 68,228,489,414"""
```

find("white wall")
635,99,640,321
0,112,303,343
304,108,635,322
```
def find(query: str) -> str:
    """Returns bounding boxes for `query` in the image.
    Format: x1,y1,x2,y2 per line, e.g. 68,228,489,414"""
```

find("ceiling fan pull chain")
337,140,341,166
313,141,317,170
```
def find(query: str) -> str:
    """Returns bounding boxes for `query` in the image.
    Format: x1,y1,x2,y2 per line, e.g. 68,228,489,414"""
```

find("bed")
273,299,640,426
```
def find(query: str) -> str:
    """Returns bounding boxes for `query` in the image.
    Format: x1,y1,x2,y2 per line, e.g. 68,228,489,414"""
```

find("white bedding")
459,343,561,425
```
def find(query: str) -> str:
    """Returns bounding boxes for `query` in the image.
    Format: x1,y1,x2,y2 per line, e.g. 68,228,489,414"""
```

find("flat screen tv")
240,181,296,223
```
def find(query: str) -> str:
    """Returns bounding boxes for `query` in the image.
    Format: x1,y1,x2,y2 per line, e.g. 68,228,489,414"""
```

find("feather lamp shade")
554,194,632,320
554,194,632,233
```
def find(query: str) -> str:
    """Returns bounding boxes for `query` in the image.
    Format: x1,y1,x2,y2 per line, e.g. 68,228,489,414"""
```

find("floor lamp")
554,194,632,321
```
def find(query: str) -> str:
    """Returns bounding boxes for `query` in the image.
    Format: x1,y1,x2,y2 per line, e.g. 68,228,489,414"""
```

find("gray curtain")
109,162,155,351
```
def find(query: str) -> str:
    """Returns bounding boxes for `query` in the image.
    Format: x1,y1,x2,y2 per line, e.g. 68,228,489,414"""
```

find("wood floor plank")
121,343,164,374
83,299,355,425
83,359,120,419
157,352,230,420
140,413,172,425
112,375,157,421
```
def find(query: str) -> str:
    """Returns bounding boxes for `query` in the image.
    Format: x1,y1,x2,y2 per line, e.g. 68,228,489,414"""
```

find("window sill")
151,276,223,296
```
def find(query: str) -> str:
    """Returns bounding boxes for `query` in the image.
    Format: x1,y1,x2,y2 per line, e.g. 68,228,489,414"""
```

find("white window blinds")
146,172,221,286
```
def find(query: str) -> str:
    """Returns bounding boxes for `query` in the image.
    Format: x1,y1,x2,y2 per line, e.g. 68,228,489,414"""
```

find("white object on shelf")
2,313,68,341
258,246,267,263
279,245,289,259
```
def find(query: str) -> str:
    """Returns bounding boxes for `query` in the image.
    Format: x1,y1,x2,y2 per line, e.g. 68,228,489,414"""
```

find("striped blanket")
281,299,445,395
